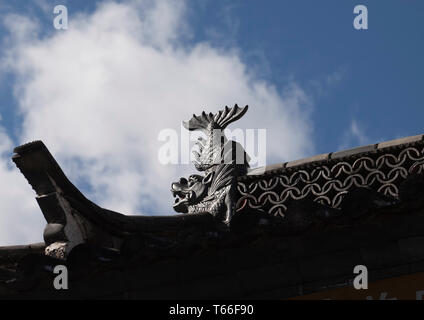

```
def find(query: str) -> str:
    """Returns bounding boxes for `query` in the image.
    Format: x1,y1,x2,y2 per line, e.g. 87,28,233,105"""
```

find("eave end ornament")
171,104,250,226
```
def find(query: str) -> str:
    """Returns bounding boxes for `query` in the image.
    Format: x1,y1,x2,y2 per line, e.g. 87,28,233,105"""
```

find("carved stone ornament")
171,104,250,225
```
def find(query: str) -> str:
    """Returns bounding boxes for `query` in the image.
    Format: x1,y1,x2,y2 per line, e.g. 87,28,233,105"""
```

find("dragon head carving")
171,173,213,213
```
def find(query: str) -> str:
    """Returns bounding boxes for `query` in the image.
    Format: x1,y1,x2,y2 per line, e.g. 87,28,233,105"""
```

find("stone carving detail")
237,146,424,217
171,105,250,225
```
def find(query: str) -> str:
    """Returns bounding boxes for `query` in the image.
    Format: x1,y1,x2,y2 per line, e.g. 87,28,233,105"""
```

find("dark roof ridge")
244,134,424,178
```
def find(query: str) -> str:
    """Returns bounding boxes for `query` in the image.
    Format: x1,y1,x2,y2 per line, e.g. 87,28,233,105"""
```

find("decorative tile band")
237,135,424,217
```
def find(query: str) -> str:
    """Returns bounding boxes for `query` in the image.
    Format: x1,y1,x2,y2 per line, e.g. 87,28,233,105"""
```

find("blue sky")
0,0,423,244
192,0,424,151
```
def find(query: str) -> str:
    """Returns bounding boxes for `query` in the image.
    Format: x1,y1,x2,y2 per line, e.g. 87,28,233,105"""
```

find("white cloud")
339,119,371,150
0,0,314,245
0,125,44,245
309,67,346,98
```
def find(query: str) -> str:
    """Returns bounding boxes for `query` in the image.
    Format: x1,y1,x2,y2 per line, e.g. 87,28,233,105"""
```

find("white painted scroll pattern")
237,147,424,217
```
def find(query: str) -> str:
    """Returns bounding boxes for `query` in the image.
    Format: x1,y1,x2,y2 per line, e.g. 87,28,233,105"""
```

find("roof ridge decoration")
171,104,250,226
7,106,424,261
237,134,424,217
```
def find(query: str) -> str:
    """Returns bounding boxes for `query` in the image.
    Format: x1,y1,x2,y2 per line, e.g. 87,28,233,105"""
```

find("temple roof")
1,133,424,299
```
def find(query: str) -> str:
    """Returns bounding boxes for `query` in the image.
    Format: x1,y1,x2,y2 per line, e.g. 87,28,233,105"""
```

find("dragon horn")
182,104,248,131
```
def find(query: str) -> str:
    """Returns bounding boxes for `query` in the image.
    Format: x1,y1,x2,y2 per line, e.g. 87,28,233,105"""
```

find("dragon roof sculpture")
171,105,250,225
